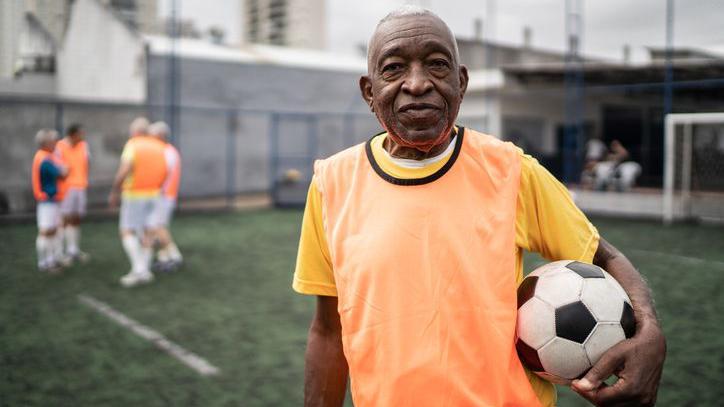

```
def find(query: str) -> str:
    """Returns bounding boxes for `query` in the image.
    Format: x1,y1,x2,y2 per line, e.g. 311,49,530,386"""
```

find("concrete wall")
57,0,146,102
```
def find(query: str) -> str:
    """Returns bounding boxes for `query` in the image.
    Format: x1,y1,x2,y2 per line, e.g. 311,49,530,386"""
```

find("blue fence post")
343,113,355,148
269,113,280,205
55,102,64,135
307,115,319,166
226,109,237,209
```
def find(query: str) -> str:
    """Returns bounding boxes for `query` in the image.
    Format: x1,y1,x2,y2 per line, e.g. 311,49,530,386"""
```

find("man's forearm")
593,238,658,325
304,326,348,407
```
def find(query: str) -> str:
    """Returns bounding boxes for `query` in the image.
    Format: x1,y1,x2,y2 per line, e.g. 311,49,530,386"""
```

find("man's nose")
401,63,433,95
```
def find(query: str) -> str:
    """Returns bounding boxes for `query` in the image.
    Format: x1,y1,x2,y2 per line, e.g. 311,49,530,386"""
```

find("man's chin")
388,125,451,151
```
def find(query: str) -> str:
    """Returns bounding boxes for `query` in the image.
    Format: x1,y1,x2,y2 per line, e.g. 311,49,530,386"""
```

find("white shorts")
149,197,176,227
37,202,61,231
119,196,161,234
60,187,87,216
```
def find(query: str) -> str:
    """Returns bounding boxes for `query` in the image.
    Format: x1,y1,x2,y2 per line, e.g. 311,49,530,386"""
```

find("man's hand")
572,238,666,406
108,190,119,208
572,317,665,406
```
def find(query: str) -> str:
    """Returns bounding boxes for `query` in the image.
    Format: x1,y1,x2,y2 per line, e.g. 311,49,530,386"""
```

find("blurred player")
108,117,167,287
32,129,68,273
55,123,91,263
148,121,183,271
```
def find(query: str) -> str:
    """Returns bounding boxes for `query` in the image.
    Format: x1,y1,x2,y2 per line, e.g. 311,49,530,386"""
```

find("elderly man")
293,7,665,407
32,129,68,273
55,123,91,263
109,117,167,287
148,121,183,271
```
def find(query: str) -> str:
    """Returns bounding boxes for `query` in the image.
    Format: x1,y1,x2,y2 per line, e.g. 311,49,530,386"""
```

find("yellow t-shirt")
293,132,600,407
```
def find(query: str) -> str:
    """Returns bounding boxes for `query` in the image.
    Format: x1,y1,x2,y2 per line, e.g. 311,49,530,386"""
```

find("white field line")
629,249,724,269
78,294,220,377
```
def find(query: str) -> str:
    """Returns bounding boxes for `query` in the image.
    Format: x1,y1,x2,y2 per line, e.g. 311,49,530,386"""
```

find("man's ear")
458,64,469,100
359,75,374,112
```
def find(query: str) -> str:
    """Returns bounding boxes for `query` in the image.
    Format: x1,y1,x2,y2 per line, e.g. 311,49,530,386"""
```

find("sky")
159,0,724,63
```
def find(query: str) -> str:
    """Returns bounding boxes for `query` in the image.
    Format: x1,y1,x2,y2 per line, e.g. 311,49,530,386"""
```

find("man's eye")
382,63,403,73
430,59,450,69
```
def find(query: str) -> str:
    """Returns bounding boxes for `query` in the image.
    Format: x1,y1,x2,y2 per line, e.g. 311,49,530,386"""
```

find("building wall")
0,0,24,78
146,54,377,197
57,0,146,102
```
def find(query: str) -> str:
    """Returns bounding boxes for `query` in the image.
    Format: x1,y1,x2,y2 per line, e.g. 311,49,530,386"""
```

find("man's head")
148,121,170,142
129,117,150,138
36,129,59,152
360,6,468,153
66,123,84,143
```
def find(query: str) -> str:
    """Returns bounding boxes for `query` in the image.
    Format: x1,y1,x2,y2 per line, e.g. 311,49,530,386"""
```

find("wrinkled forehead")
368,15,458,71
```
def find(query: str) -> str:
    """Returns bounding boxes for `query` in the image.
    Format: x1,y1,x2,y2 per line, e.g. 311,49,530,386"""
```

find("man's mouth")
398,103,439,113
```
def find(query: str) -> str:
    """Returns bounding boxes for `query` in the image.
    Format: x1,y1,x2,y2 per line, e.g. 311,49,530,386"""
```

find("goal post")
664,113,724,224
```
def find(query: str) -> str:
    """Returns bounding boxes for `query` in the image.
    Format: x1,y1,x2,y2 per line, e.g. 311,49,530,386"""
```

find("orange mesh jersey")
294,128,599,406
120,136,168,197
162,143,181,199
32,150,64,202
56,138,89,189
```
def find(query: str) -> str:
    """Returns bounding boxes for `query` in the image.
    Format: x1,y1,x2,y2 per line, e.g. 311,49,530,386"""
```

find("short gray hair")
370,6,459,63
129,117,150,135
148,121,170,140
35,128,58,148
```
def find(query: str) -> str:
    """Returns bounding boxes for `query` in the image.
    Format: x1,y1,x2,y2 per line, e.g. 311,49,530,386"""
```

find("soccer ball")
516,260,636,384
281,168,302,184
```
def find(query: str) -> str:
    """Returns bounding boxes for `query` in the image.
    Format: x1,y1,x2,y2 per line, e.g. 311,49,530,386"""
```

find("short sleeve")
41,160,61,179
292,177,337,296
121,142,135,163
516,153,599,263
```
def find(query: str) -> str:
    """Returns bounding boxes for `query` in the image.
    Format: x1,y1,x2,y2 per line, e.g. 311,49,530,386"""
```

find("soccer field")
1,210,722,406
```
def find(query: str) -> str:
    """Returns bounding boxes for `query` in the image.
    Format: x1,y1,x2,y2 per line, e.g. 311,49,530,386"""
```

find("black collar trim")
365,127,465,186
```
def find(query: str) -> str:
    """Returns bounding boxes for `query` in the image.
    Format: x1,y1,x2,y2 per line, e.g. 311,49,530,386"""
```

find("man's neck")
383,130,454,161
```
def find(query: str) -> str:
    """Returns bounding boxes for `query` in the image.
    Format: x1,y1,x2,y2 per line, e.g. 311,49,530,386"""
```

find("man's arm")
304,295,348,407
572,238,666,406
108,160,131,208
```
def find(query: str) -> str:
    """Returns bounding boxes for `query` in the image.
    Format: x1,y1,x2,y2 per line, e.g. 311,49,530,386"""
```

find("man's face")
360,15,468,152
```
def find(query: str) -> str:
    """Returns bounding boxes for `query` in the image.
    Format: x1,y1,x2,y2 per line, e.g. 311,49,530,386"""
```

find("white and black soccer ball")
516,260,636,384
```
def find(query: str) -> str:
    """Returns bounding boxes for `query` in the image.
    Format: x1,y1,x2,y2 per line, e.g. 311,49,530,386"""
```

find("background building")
242,0,325,49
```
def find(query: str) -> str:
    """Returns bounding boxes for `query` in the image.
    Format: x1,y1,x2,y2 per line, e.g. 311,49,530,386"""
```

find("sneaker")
40,263,63,275
120,271,154,288
56,255,73,268
71,251,91,264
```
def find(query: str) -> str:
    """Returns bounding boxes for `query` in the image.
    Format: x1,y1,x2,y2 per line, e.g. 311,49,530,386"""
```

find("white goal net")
664,113,724,223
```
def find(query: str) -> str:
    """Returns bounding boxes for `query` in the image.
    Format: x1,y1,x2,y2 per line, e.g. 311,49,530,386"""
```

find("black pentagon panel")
566,261,605,279
621,301,636,338
517,276,538,309
555,301,597,344
516,339,544,372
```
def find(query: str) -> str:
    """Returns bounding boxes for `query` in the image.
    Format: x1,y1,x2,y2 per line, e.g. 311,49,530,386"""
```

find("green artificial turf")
1,210,722,406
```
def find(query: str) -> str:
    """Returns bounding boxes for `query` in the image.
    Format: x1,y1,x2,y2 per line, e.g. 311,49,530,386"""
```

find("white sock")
122,235,144,274
139,245,152,274
36,235,50,269
167,242,183,262
65,225,80,255
51,233,64,262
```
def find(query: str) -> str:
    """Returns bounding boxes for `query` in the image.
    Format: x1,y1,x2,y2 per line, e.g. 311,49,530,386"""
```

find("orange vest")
162,143,181,199
122,136,167,194
56,138,89,189
313,128,542,406
32,150,63,202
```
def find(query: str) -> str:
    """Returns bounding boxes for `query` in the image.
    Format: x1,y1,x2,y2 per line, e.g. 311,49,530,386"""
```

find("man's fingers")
590,377,640,406
573,341,629,391
571,381,609,404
